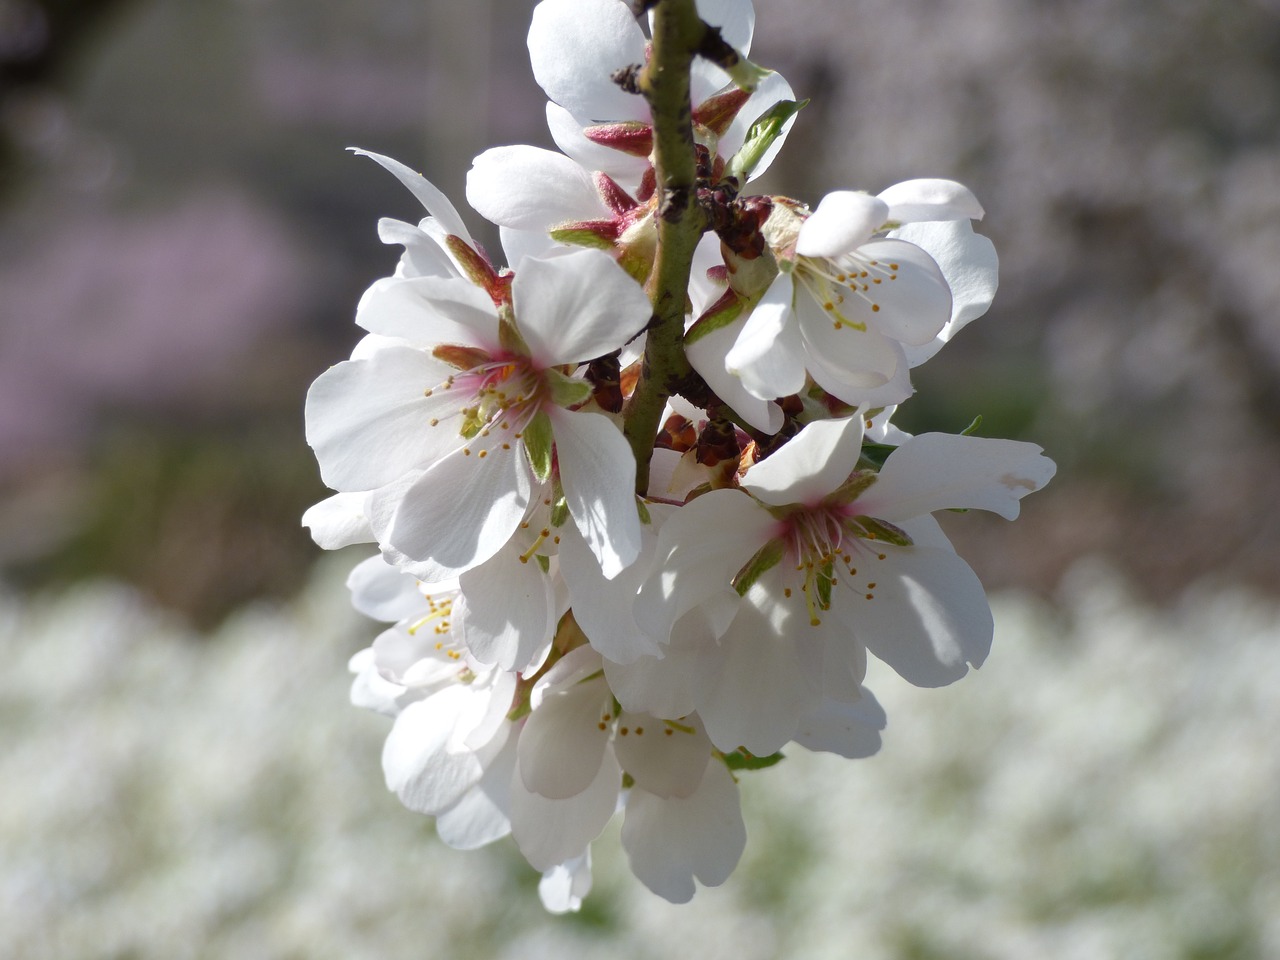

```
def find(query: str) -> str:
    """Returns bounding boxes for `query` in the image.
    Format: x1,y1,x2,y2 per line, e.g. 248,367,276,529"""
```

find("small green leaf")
524,410,555,483
722,749,785,771
731,537,786,595
636,497,652,526
961,414,984,436
536,554,550,573
724,98,807,183
545,368,593,407
548,226,617,251
853,515,913,547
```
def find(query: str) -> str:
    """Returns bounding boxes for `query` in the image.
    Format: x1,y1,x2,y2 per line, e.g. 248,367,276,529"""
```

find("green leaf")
731,537,786,595
853,515,913,547
523,410,555,483
545,368,593,408
722,749,785,771
961,414,984,436
724,98,807,183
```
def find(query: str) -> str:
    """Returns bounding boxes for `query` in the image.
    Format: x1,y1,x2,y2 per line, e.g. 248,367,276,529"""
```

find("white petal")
434,724,516,849
302,492,373,548
794,294,902,390
356,275,498,348
457,542,556,671
351,149,474,244
375,440,532,580
539,850,594,914
895,220,999,366
723,272,808,399
528,0,649,122
844,238,952,347
518,675,612,799
686,313,784,434
512,249,652,367
837,545,994,688
558,512,667,664
382,685,498,814
376,217,458,279
877,178,984,223
696,598,819,755
510,740,621,871
304,347,464,492
467,145,609,231
741,415,865,507
612,712,711,799
806,344,914,409
346,554,425,622
860,433,1057,522
796,192,889,258
793,690,887,758
550,408,641,579
621,761,745,903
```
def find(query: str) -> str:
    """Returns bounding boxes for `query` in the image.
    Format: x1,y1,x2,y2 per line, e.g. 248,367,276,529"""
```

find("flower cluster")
303,0,1055,911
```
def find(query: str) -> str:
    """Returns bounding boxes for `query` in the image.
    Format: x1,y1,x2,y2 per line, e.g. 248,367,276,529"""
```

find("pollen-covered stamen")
429,347,545,444
795,254,902,329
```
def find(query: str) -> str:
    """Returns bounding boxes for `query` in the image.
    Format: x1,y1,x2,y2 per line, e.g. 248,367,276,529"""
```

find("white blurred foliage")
1,557,1277,959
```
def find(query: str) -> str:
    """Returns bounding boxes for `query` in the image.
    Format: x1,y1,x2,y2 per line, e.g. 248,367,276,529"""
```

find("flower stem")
622,0,706,496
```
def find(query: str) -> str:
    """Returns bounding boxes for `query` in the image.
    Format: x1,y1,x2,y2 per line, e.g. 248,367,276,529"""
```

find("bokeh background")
2,1,1278,956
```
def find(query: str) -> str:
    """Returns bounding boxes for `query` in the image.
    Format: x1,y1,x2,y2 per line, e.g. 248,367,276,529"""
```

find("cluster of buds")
303,0,1054,910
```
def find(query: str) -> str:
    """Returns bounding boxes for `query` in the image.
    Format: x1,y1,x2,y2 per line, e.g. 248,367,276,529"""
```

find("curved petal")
877,178,984,223
457,542,556,672
302,492,373,549
686,313,784,434
793,690,887,758
794,296,901,393
510,741,621,871
612,712,711,799
539,850,593,914
375,440,533,580
837,545,993,688
860,433,1057,522
895,220,998,366
346,554,426,622
512,249,652,367
796,192,889,258
528,0,649,122
621,761,745,903
550,408,641,578
304,347,466,491
518,676,612,800
723,272,808,399
434,724,516,849
352,149,474,244
467,145,609,231
358,274,500,349
847,238,952,346
741,415,864,507
806,343,914,409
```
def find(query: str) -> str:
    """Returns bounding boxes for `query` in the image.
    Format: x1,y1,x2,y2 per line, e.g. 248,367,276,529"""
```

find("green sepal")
685,290,744,345
961,414,984,436
535,554,551,574
524,410,555,483
724,98,807,183
545,368,593,408
731,537,786,595
827,470,878,507
853,515,913,547
497,304,529,356
548,226,617,251
550,482,570,528
721,748,785,771
637,497,652,526
621,772,636,790
858,441,897,471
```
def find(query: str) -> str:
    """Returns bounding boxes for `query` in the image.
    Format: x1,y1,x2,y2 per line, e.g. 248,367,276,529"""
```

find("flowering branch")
622,0,702,495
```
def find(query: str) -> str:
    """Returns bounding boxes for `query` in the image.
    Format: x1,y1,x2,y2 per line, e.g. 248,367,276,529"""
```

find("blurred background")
2,0,1278,956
